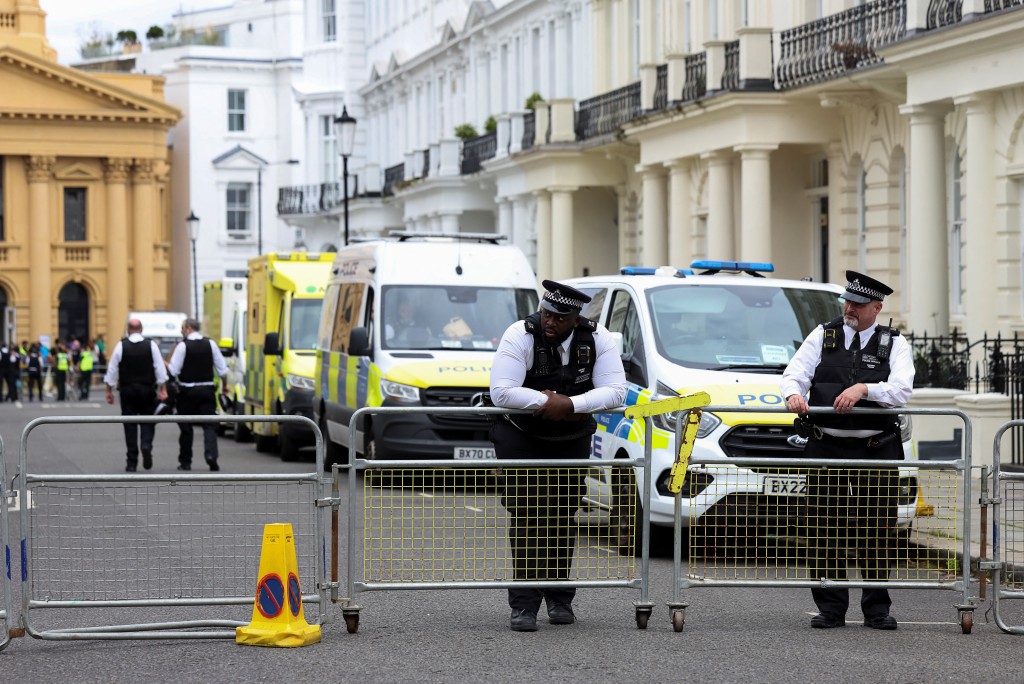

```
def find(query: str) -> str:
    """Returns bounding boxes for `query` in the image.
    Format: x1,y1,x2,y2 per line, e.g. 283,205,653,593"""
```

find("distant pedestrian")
167,318,229,471
78,346,95,400
0,340,18,401
25,344,43,401
53,341,70,401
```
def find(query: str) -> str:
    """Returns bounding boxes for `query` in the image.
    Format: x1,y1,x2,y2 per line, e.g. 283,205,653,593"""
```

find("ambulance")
314,232,539,463
203,278,247,436
565,262,919,547
244,253,333,460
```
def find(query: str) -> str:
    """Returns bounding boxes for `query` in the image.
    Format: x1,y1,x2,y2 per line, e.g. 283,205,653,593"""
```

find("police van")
314,232,539,463
565,262,919,546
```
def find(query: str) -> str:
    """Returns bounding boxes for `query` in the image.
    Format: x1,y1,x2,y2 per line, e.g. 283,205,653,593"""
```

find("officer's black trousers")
119,383,157,469
491,420,588,613
176,386,218,467
804,435,901,620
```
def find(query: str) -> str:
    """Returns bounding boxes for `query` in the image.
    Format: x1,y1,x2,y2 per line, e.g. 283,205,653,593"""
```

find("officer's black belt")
810,429,899,450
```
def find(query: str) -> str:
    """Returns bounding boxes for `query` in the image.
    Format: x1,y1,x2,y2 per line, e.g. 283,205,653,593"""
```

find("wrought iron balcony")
652,64,668,110
681,52,707,103
721,40,740,91
383,163,404,197
522,110,536,150
927,0,962,27
575,81,641,140
460,131,497,174
775,0,906,90
277,182,341,215
986,0,1023,11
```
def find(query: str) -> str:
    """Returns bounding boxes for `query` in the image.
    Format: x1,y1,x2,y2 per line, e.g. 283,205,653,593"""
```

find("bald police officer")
781,271,914,631
490,280,626,632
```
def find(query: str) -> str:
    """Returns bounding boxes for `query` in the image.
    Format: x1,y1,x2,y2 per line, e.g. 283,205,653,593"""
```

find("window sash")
228,90,246,132
226,184,251,238
322,0,337,41
63,187,87,242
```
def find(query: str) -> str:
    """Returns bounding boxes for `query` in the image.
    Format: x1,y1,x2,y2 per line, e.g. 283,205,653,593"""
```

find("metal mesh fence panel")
27,480,319,602
998,476,1024,592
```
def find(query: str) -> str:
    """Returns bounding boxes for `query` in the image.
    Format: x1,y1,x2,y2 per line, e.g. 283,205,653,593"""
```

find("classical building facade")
279,0,1024,344
0,0,181,343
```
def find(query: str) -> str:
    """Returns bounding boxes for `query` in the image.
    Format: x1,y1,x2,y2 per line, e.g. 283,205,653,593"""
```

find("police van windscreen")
289,298,323,351
382,286,539,351
646,284,841,371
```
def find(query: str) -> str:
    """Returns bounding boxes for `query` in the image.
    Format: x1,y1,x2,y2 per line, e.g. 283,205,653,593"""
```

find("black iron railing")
460,131,497,174
382,163,404,197
681,52,707,102
575,81,641,140
652,63,668,110
775,0,906,90
522,110,536,150
985,0,1024,11
927,0,962,27
721,40,740,91
277,182,341,215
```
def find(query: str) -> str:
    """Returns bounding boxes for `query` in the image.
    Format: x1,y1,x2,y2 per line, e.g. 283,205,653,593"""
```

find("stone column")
550,187,576,278
826,143,844,284
132,159,155,311
104,159,131,334
735,144,776,262
592,0,610,93
27,155,55,339
958,93,996,340
497,197,513,239
639,164,668,266
534,190,552,281
901,104,949,334
703,151,734,259
666,160,692,269
638,0,658,109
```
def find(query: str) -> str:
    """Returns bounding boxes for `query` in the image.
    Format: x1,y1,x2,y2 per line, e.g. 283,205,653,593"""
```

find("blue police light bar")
689,260,775,277
620,266,692,277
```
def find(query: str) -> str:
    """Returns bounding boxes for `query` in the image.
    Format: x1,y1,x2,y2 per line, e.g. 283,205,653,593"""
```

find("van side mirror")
218,337,235,358
348,326,371,357
264,332,281,356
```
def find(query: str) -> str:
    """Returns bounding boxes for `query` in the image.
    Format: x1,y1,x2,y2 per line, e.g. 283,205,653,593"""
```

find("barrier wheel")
672,609,685,633
960,611,973,634
345,613,360,634
635,608,650,630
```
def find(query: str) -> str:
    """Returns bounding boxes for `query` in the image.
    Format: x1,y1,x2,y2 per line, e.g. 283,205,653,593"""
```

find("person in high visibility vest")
78,346,95,400
54,341,70,401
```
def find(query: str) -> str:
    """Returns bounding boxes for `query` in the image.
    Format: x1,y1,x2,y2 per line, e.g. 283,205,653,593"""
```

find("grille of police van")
421,387,491,427
719,424,811,473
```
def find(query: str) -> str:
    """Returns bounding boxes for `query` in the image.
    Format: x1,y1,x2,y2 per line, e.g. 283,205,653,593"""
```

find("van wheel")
255,434,276,453
280,431,300,462
318,412,346,467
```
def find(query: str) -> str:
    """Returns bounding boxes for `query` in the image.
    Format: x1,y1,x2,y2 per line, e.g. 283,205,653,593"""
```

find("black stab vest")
178,338,214,383
809,317,899,431
119,338,156,386
510,312,598,441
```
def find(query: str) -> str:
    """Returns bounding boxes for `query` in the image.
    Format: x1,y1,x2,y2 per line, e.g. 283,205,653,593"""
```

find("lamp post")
186,210,200,317
334,106,357,245
257,159,299,255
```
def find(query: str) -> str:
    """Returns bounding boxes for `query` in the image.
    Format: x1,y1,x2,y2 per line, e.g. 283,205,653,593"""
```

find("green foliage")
146,25,165,41
115,29,138,45
484,116,497,134
454,123,479,140
524,92,544,110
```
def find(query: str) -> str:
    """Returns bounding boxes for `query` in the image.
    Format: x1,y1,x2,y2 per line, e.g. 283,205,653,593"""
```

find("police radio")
877,318,894,361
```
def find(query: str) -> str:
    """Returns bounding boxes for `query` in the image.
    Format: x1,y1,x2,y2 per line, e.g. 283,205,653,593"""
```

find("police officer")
104,319,169,472
78,345,95,400
167,318,229,471
0,340,15,401
489,280,626,632
24,343,43,401
54,341,70,401
781,271,914,631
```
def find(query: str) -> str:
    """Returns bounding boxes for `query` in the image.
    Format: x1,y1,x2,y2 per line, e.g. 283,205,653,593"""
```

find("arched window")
58,283,89,343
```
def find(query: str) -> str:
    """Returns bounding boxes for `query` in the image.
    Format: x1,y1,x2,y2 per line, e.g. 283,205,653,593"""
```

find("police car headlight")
381,380,420,403
899,414,912,441
285,374,315,391
652,409,721,438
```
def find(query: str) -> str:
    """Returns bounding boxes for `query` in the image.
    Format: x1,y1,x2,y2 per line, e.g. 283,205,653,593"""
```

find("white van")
128,310,187,358
313,232,539,462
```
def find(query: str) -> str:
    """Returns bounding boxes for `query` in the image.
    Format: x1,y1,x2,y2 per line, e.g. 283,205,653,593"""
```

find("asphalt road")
2,391,1024,683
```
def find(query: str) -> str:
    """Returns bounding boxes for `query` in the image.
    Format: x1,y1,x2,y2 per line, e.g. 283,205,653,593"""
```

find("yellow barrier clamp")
667,408,702,494
623,391,710,419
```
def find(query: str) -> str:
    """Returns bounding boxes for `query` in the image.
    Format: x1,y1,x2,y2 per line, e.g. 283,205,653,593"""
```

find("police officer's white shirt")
167,332,228,386
103,333,169,388
780,321,915,437
490,320,627,414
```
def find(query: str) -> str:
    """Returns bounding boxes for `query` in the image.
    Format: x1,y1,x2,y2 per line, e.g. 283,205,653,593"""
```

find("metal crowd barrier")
334,406,656,633
670,406,978,634
13,415,329,643
988,419,1024,634
1,435,12,652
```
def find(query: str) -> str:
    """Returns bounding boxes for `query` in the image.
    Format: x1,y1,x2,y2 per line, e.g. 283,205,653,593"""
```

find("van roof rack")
389,230,507,244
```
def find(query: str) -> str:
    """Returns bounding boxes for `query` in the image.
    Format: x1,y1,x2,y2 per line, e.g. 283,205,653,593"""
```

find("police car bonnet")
540,280,591,315
841,270,893,304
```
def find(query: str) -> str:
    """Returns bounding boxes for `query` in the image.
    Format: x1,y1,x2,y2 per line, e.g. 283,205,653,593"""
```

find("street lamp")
186,210,200,317
256,159,299,255
334,106,357,245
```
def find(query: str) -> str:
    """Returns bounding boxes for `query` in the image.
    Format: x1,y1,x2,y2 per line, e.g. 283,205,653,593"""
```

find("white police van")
566,261,918,548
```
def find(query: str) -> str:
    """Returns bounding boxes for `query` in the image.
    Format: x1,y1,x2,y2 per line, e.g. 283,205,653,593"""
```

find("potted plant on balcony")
831,40,872,69
116,29,141,54
484,116,497,134
454,123,479,140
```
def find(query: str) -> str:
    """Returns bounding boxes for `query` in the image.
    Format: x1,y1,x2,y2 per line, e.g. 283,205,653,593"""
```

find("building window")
228,89,247,132
951,150,965,314
226,183,252,240
322,0,337,42
321,115,338,183
63,187,86,242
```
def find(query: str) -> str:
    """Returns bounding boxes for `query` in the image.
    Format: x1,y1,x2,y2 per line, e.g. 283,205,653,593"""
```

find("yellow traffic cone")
236,523,321,647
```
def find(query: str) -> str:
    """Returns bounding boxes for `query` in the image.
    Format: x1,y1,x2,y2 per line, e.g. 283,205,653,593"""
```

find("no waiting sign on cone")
236,523,321,647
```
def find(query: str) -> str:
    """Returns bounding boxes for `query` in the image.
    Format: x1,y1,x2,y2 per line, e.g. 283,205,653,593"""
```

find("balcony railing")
383,163,404,197
986,0,1024,10
460,131,497,174
927,0,962,27
522,110,536,150
652,64,668,110
775,0,906,90
277,182,341,215
575,81,641,140
681,52,707,103
721,40,740,91
423,148,430,178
